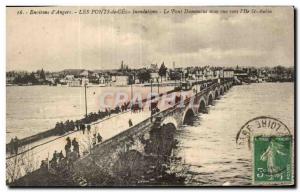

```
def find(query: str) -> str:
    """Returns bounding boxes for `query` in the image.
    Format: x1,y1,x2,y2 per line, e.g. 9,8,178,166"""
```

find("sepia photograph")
5,6,295,187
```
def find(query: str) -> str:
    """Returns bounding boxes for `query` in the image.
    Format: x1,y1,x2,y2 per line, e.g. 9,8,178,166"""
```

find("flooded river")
173,82,294,186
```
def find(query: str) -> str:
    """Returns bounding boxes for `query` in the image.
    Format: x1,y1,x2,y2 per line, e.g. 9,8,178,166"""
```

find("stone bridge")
69,79,234,185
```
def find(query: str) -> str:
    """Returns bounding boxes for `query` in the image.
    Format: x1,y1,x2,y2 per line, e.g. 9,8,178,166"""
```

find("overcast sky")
6,6,294,71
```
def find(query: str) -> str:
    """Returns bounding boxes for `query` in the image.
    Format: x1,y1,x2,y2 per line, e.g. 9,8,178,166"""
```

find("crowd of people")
131,103,143,113
64,137,80,157
40,132,103,170
52,102,137,136
53,110,113,136
8,100,143,156
92,133,103,146
51,98,154,136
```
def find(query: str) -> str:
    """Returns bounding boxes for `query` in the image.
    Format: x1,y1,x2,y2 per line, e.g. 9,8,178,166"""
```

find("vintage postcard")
6,6,295,187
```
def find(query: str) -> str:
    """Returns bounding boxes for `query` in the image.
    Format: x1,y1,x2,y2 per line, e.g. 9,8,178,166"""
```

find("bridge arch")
162,122,177,132
182,107,196,125
198,98,207,113
220,86,224,95
161,116,179,130
214,87,220,99
207,92,214,106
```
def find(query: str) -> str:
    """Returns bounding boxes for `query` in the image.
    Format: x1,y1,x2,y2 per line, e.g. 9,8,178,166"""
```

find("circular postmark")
236,116,291,149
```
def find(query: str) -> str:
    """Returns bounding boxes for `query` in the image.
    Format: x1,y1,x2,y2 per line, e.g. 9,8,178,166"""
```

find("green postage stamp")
253,135,292,184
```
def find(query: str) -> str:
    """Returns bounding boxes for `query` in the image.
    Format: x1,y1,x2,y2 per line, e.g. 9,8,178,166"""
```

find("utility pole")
150,80,153,121
196,75,198,94
198,75,201,92
84,82,87,118
150,79,153,103
157,77,160,94
180,72,182,88
198,75,200,92
131,82,133,101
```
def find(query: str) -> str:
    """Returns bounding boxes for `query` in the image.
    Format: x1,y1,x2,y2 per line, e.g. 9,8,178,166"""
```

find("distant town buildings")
6,63,294,87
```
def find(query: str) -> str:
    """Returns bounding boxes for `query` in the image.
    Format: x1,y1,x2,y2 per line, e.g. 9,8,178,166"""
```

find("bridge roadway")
6,79,233,183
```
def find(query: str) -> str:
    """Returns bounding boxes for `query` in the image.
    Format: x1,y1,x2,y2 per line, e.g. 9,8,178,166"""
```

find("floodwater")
6,85,172,142
173,82,294,186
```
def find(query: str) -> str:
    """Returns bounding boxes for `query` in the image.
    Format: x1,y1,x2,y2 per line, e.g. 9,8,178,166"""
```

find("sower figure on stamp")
260,137,287,174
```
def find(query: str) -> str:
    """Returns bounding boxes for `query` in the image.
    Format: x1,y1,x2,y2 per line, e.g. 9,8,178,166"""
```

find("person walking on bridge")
128,119,133,127
52,151,58,162
87,124,91,133
97,133,102,143
58,150,64,161
13,136,19,154
72,138,80,158
65,137,71,157
50,150,58,169
9,138,14,154
80,124,86,134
